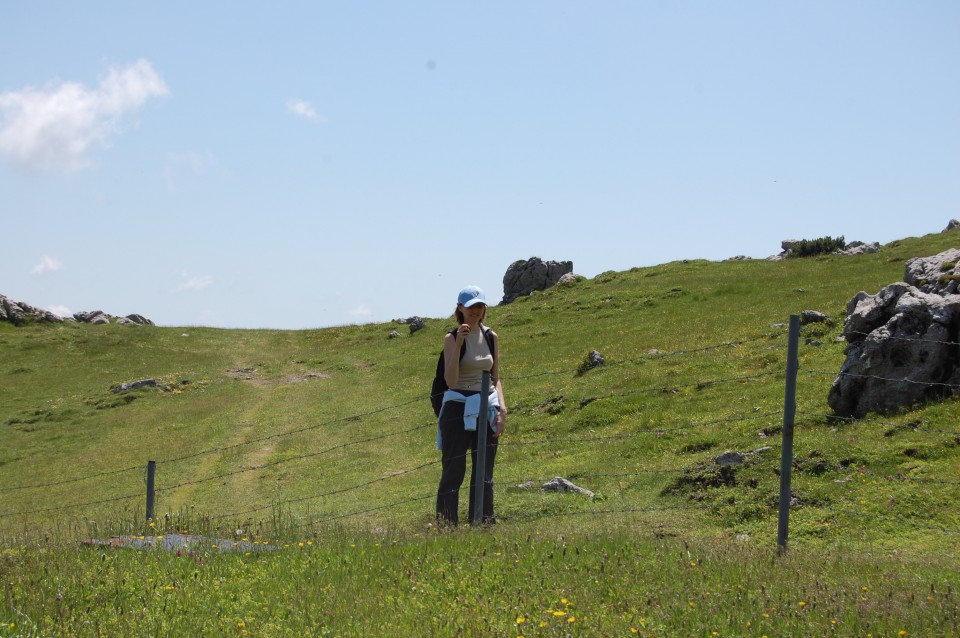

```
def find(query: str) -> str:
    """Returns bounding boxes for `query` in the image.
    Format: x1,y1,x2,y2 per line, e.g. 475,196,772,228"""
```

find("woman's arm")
492,331,506,436
443,331,461,389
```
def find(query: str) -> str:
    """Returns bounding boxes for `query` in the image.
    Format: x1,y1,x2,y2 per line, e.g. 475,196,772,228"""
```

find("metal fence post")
146,460,156,522
777,315,801,553
472,371,491,525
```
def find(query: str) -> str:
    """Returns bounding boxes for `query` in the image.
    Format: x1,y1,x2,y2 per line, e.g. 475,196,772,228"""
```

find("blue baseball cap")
457,285,487,307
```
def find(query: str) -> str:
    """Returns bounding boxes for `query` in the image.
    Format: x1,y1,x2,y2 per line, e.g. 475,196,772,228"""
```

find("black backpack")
431,325,496,417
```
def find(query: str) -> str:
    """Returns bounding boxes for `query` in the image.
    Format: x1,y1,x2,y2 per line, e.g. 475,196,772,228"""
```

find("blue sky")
2,1,958,329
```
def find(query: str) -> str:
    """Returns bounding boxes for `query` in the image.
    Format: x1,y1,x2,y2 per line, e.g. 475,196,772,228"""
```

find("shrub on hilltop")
789,235,847,258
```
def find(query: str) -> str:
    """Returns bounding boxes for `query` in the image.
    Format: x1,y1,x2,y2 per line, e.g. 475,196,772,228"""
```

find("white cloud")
172,273,214,293
0,59,169,172
287,99,322,121
48,304,71,318
31,255,63,275
348,304,374,319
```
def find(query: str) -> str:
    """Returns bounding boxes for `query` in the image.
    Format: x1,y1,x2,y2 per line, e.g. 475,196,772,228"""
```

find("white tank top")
456,328,493,391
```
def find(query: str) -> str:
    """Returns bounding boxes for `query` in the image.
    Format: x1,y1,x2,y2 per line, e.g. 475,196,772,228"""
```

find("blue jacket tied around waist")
436,389,501,450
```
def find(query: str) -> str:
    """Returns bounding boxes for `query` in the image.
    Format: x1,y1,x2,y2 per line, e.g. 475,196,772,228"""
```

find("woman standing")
435,285,506,526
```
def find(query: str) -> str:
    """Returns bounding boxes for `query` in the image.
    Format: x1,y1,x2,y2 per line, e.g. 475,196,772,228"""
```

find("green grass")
2,230,959,635
2,528,956,637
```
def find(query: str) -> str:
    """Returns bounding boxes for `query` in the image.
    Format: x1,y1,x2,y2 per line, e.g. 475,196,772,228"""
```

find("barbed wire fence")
2,316,959,547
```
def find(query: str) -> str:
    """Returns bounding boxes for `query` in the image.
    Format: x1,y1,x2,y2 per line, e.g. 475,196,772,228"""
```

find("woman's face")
461,303,486,323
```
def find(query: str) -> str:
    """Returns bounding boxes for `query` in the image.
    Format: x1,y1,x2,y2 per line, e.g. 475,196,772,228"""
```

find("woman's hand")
493,409,506,437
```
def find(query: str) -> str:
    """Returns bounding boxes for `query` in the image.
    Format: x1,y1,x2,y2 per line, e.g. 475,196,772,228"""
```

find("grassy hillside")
1,231,959,635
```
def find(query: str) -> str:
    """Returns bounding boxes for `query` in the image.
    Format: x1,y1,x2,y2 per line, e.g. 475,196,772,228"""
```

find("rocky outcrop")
501,257,575,304
828,249,960,417
74,311,154,325
835,241,881,256
0,296,154,327
768,239,880,261
394,316,425,334
0,294,64,325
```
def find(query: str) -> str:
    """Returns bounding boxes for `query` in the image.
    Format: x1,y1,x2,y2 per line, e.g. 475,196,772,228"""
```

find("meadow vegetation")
1,231,959,635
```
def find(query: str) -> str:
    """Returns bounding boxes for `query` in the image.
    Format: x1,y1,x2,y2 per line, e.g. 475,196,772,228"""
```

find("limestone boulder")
501,257,574,304
0,294,64,325
828,252,960,417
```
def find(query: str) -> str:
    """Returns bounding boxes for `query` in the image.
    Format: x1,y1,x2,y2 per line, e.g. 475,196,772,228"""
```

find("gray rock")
124,314,154,326
114,379,158,394
408,317,425,334
944,219,960,232
0,294,64,325
835,241,880,256
74,310,104,323
828,257,960,417
557,272,585,286
394,316,425,334
541,477,595,499
501,257,574,304
577,350,605,375
800,310,830,325
904,248,960,294
70,310,152,325
715,451,746,467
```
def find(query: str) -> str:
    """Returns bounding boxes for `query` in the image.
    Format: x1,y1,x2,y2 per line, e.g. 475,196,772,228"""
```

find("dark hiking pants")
436,400,498,526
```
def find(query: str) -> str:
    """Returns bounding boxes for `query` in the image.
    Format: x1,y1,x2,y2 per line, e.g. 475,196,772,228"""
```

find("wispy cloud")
48,304,71,318
31,255,62,275
348,304,373,319
287,99,324,121
172,273,214,293
0,59,168,173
